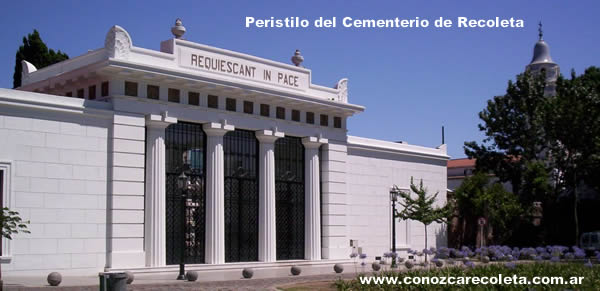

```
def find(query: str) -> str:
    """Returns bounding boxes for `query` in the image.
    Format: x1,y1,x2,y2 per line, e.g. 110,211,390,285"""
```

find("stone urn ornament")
333,263,344,273
47,272,62,286
242,268,254,279
291,50,304,67
290,265,301,276
125,271,135,284
171,18,186,39
404,261,414,269
186,271,198,282
371,262,381,271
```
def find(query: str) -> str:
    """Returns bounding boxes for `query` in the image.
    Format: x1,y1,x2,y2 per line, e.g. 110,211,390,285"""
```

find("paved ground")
4,272,356,291
3,262,368,291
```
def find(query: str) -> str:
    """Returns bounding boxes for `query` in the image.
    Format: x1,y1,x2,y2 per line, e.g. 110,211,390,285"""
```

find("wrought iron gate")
275,136,305,260
224,130,259,262
165,122,206,265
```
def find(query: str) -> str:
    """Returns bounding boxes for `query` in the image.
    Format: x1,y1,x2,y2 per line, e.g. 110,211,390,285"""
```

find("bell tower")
526,22,560,95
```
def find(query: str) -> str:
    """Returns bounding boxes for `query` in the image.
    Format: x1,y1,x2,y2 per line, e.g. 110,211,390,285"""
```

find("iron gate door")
224,130,259,262
275,136,305,260
165,122,206,265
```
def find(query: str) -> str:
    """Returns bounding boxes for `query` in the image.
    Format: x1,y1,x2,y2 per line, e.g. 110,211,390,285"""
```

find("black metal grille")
224,129,259,262
275,136,305,260
165,122,206,265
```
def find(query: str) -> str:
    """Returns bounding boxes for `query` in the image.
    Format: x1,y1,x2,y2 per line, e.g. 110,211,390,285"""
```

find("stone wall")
0,89,112,275
345,137,448,260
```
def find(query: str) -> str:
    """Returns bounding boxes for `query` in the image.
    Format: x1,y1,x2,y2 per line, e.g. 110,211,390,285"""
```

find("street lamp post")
177,171,190,280
389,187,400,268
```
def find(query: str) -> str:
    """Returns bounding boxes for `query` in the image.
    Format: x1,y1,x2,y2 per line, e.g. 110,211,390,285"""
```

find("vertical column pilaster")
255,130,284,262
203,122,234,264
320,142,350,259
144,113,176,267
302,136,328,260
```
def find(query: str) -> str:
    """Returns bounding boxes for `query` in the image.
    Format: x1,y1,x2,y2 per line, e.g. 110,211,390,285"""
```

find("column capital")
203,122,234,137
256,129,284,143
302,136,328,149
146,112,177,129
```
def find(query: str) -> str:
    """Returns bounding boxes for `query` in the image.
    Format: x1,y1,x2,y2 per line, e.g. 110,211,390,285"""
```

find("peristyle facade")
0,22,448,276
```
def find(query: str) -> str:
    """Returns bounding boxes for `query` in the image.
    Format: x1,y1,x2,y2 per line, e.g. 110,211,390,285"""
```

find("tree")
466,66,600,245
13,30,68,88
544,67,600,244
453,172,522,245
393,177,449,262
0,208,30,291
464,71,551,206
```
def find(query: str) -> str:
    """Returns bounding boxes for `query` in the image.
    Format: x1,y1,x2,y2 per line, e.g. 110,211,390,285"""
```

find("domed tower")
526,22,560,95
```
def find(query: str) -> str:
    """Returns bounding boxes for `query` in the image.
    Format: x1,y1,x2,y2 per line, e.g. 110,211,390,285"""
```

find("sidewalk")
4,262,364,290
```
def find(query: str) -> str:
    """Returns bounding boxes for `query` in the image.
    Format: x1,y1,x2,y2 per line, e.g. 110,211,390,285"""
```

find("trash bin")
99,272,128,291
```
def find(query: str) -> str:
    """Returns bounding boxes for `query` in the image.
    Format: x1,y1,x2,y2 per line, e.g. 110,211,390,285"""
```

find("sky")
0,0,598,158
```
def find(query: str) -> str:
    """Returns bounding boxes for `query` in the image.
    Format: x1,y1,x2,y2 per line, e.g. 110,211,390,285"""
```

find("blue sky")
1,0,598,158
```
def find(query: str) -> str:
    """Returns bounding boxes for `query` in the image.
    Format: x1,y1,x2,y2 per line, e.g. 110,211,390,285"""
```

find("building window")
88,85,96,100
208,95,218,109
291,109,300,122
125,81,138,97
276,107,285,119
334,116,342,128
188,92,200,106
243,101,254,114
260,104,270,117
146,85,159,100
101,81,109,97
77,88,84,98
65,91,72,97
320,114,329,126
226,98,236,112
0,162,12,261
168,88,180,103
306,112,314,124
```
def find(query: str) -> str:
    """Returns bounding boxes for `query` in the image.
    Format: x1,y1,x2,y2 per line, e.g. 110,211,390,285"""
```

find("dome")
530,39,554,64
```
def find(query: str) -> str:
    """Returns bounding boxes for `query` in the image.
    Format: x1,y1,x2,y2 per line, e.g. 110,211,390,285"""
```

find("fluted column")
203,122,234,264
144,113,176,267
302,136,328,260
256,129,284,262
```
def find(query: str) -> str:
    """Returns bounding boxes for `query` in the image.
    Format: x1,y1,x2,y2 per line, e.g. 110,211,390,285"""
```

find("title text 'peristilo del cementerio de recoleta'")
245,16,525,29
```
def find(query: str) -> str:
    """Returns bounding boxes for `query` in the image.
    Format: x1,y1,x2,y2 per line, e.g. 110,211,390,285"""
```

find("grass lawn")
318,262,599,290
277,281,338,291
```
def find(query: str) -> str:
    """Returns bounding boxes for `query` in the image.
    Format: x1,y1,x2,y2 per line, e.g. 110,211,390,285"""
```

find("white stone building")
0,21,448,276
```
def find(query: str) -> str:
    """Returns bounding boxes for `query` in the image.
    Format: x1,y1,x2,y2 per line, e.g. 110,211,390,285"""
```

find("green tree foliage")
466,66,600,245
453,172,522,244
0,207,30,289
13,30,68,88
0,208,29,239
393,177,449,262
464,71,550,205
543,67,600,243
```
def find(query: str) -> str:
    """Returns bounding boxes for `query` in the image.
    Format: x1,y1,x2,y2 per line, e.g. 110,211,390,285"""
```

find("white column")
203,122,234,264
302,136,328,260
144,113,176,267
255,129,284,262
